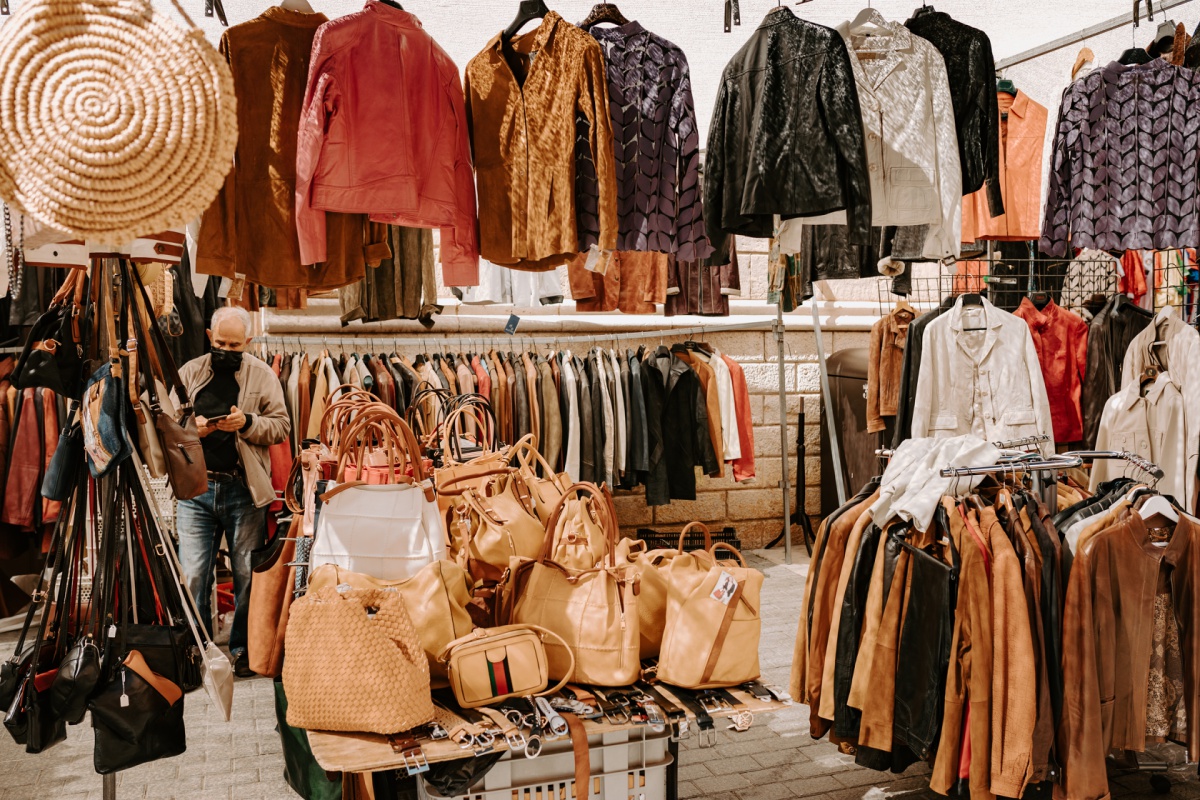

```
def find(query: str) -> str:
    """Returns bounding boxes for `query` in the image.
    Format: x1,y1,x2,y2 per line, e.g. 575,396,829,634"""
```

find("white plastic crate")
420,727,672,800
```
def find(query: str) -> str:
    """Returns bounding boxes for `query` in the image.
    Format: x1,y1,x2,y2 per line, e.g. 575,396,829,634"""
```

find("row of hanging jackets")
0,356,65,556
259,343,755,506
793,434,1200,800
191,1,739,313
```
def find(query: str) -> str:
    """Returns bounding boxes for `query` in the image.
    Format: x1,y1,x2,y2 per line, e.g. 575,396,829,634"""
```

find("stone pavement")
0,549,1196,800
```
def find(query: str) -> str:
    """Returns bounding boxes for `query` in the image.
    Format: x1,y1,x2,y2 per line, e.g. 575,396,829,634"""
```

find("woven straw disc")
0,0,237,244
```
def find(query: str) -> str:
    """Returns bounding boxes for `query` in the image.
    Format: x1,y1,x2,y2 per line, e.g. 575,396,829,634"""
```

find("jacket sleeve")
692,374,719,477
194,31,238,279
910,323,935,438
438,64,480,287
363,220,391,268
703,80,729,243
720,234,740,295
1059,544,1110,800
867,319,886,434
1039,85,1081,257
820,35,872,246
579,40,619,252
1023,325,1056,454
242,366,292,448
989,537,1037,798
977,37,1005,217
295,30,337,267
1074,318,1089,431
668,54,714,262
924,48,963,260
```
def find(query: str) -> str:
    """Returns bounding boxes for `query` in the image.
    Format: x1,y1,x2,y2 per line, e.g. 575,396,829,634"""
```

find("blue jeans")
176,479,266,655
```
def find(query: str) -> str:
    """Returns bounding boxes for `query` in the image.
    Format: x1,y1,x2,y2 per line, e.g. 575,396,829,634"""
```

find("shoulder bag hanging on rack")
504,482,641,687
81,260,133,478
12,266,87,397
310,409,445,582
125,260,206,499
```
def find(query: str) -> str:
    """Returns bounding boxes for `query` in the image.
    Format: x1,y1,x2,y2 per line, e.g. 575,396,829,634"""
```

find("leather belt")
207,469,243,483
663,686,717,747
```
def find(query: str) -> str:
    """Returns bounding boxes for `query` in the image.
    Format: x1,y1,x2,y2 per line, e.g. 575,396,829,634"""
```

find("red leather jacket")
296,1,479,285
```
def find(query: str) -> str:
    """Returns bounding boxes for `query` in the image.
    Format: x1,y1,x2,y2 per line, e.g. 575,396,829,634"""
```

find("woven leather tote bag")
283,587,434,735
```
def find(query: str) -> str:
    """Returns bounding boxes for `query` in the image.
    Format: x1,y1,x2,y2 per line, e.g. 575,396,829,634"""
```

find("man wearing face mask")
176,305,290,678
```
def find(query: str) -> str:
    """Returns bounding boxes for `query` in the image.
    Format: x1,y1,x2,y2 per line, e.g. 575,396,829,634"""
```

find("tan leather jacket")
1060,513,1200,800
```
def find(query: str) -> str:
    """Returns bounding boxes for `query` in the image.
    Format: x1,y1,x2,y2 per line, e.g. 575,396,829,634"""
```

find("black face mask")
210,348,244,372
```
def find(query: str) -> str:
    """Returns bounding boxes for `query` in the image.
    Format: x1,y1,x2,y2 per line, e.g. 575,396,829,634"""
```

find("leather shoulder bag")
439,624,574,709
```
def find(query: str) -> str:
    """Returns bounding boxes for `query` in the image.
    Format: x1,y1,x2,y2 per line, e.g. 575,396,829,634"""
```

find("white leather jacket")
912,296,1054,453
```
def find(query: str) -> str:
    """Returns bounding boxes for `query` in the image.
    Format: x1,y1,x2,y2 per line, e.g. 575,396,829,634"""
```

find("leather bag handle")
541,482,617,565
709,542,748,567
439,404,495,464
678,522,713,553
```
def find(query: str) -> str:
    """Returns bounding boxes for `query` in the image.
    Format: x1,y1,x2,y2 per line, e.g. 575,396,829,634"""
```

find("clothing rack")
995,0,1198,70
938,453,1084,478
260,311,802,563
876,433,1050,460
1065,450,1166,482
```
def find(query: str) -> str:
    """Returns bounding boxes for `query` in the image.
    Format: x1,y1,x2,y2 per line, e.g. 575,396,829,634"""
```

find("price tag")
710,571,738,606
504,314,520,335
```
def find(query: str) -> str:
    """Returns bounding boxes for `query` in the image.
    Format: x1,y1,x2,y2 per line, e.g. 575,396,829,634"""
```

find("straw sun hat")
0,0,237,244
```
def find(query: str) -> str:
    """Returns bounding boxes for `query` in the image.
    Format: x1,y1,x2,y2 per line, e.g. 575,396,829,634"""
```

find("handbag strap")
699,580,746,686
540,482,617,565
126,260,189,407
678,522,713,553
439,404,495,464
6,480,75,664
709,542,747,568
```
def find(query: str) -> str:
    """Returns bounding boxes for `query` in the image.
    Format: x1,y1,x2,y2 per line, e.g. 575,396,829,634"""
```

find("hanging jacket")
295,2,479,284
904,8,1003,209
1041,60,1200,256
704,7,871,243
777,18,962,260
466,12,617,271
640,348,718,506
960,91,1048,242
912,296,1055,453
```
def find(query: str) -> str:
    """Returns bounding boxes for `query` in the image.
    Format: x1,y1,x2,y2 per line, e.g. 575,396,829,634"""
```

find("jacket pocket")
1002,408,1036,427
887,167,934,220
930,413,958,431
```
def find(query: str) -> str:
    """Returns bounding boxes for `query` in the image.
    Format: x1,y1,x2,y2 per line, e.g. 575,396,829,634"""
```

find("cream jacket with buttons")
912,296,1054,453
1119,306,1200,508
776,17,962,260
1091,373,1188,504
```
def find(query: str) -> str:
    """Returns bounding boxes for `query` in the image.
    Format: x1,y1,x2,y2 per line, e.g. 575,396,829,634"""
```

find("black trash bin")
819,348,892,519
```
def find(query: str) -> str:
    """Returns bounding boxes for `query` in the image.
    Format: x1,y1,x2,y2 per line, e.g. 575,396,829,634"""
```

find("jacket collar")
261,5,327,26
837,17,913,91
1008,90,1031,120
1016,297,1061,331
1126,509,1197,564
364,0,421,29
948,296,1004,366
587,19,646,39
758,6,798,29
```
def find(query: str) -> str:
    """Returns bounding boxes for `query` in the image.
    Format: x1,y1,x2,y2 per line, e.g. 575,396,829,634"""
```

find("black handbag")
89,652,186,774
120,624,201,693
42,403,83,502
49,493,99,724
4,672,67,753
12,268,86,398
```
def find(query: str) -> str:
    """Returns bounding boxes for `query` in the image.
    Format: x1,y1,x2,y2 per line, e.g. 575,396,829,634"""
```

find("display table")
307,685,788,772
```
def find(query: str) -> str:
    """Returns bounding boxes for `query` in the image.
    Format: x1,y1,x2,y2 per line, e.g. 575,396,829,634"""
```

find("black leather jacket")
905,9,1003,214
704,7,871,244
1081,294,1154,447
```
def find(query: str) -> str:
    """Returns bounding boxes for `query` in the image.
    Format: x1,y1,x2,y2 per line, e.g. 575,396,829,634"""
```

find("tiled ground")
0,549,1195,800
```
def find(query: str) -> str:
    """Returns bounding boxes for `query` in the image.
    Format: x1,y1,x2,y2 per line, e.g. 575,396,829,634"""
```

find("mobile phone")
206,414,230,424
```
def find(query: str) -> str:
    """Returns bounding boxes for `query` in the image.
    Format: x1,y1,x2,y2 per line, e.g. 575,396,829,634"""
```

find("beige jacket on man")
178,353,291,508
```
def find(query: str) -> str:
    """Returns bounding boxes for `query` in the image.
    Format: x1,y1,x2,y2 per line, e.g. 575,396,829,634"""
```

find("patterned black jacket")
703,7,871,244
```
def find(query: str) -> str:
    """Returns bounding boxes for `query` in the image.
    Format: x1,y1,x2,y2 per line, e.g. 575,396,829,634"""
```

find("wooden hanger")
893,296,916,318
578,3,628,27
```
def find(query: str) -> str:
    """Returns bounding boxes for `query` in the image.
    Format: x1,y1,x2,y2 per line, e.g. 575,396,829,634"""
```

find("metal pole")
775,299,792,565
811,301,846,507
103,772,116,800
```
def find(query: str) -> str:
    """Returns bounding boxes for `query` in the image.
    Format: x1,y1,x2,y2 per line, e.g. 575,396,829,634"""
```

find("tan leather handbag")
283,586,434,734
507,437,569,525
505,482,641,687
439,624,574,709
616,522,713,659
452,475,545,585
306,560,473,686
656,543,763,690
547,483,611,571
